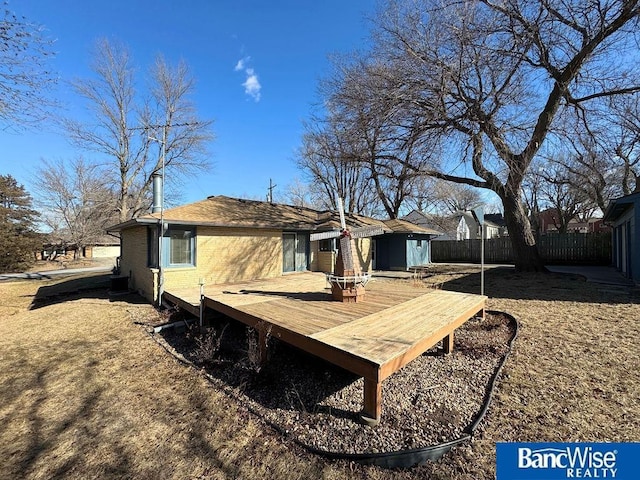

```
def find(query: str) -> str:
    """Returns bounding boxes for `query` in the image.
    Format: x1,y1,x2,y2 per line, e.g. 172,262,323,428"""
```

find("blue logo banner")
496,442,640,479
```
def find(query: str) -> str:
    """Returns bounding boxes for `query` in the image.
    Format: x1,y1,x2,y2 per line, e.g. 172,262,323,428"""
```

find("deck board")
312,291,485,366
165,272,486,422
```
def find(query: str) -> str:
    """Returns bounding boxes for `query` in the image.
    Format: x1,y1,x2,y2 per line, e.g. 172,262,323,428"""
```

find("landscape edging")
145,309,520,469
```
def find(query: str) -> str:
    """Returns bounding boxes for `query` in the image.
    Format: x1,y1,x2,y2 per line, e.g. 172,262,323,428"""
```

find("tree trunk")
501,192,547,272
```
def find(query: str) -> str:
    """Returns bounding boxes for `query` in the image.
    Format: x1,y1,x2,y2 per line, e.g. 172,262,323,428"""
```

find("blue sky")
1,0,375,204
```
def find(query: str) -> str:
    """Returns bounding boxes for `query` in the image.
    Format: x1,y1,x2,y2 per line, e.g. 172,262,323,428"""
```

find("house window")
319,238,336,252
165,227,195,267
147,226,158,268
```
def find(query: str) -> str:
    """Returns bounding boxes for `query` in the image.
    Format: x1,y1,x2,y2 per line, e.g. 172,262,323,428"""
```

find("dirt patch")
157,310,514,454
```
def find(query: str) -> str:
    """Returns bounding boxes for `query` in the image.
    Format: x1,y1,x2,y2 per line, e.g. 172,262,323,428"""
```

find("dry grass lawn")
1,267,638,479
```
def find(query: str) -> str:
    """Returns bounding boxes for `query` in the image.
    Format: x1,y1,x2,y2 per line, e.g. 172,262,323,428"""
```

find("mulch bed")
155,309,515,455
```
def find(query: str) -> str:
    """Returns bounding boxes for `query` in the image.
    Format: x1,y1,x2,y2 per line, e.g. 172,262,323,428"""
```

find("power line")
128,122,205,132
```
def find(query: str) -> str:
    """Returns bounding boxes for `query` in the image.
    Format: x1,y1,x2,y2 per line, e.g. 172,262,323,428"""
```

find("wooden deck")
164,272,486,424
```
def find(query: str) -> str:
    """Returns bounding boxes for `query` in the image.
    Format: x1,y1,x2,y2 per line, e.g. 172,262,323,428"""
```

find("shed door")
618,223,628,275
407,238,429,268
625,220,632,277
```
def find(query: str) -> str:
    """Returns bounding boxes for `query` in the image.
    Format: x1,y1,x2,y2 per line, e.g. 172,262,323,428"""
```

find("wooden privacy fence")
431,233,612,265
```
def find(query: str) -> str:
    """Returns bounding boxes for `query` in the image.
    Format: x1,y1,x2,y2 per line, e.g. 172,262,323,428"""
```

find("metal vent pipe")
151,173,163,213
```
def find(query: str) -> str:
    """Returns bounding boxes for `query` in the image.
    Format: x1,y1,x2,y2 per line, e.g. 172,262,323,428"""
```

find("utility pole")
267,178,277,203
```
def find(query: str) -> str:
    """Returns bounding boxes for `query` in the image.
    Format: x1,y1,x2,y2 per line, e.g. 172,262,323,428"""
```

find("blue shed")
374,219,441,270
603,191,640,284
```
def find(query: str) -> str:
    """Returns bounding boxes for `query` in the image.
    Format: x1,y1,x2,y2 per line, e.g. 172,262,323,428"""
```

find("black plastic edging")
291,310,520,469
467,310,519,435
300,434,472,469
146,310,519,470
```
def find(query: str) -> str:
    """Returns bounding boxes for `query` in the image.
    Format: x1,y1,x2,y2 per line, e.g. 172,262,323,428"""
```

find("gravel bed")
158,311,514,455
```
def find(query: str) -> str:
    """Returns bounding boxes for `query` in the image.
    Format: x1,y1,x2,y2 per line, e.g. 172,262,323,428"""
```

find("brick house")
536,208,610,234
107,195,437,303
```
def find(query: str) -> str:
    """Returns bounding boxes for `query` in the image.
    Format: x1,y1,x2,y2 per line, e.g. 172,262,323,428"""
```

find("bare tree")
545,106,638,213
146,55,213,198
281,178,324,209
0,2,56,129
541,162,593,232
297,118,381,216
318,58,436,218
558,138,613,212
316,0,640,271
404,177,441,213
33,157,117,259
66,39,214,222
612,96,640,194
432,182,484,215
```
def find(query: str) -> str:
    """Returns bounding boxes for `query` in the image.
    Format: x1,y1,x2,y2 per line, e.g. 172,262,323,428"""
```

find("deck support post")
360,378,382,426
258,327,268,366
443,331,454,354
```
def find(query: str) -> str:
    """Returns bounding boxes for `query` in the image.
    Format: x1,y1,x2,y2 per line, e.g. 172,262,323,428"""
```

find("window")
147,226,158,267
319,238,336,252
165,227,195,267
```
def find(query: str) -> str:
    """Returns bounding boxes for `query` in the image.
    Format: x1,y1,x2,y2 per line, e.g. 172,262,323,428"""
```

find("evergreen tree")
0,174,42,272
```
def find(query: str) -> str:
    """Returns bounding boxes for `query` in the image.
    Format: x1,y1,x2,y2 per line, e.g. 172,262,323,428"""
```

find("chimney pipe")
152,173,163,213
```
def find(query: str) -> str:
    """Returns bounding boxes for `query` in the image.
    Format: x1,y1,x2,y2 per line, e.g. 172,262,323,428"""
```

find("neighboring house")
603,192,640,284
456,211,505,240
84,235,121,258
402,209,453,240
107,195,437,303
536,208,610,234
39,235,120,261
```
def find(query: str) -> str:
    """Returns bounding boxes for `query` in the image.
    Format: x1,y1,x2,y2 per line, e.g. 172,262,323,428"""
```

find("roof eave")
108,217,319,232
106,218,158,232
603,201,633,224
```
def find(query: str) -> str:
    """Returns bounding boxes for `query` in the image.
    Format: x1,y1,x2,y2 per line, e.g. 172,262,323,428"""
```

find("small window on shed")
416,239,423,248
319,238,336,252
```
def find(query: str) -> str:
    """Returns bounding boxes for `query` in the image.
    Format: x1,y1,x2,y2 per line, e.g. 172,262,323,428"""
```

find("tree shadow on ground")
0,338,126,479
29,273,148,310
428,266,639,304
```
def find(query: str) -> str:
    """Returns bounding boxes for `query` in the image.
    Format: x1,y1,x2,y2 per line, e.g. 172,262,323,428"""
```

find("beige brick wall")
309,237,372,273
356,237,373,272
120,225,156,301
162,226,283,292
316,251,336,273
121,225,373,303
